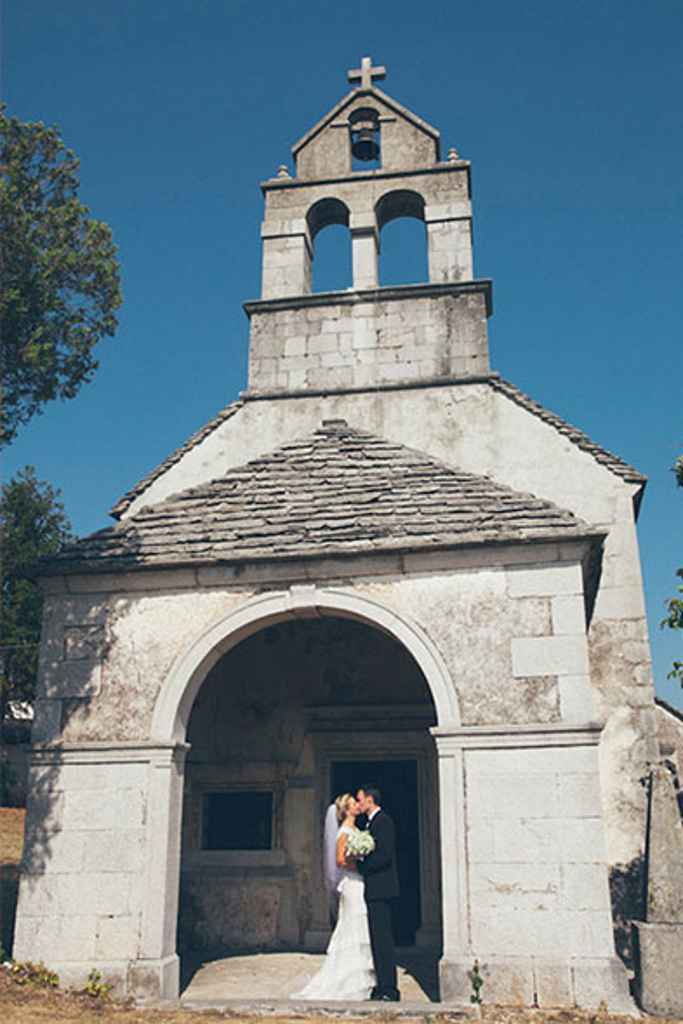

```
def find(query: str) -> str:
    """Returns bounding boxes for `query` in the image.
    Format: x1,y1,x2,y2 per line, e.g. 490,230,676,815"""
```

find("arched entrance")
146,587,461,1000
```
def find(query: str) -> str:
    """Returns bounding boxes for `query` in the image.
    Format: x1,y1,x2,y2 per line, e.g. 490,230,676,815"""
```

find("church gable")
110,377,644,521
43,420,600,575
291,57,440,178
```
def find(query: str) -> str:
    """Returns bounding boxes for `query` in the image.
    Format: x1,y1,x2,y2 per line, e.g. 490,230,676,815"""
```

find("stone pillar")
432,731,470,971
432,723,634,1010
350,213,379,290
134,744,188,1000
632,763,683,1016
261,219,312,299
425,202,473,284
12,742,188,1001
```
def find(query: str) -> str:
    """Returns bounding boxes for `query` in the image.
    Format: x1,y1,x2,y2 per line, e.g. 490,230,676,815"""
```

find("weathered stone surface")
247,286,490,391
41,422,598,576
634,921,683,1015
646,764,683,922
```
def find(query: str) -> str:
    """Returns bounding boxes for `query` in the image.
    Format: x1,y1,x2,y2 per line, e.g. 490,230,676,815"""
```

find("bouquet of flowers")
345,829,375,859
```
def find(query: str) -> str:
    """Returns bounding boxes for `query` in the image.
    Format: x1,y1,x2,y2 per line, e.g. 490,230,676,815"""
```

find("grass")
0,808,24,866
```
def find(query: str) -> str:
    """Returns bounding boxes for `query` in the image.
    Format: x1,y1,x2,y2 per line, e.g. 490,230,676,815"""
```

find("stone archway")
144,585,461,999
151,586,461,744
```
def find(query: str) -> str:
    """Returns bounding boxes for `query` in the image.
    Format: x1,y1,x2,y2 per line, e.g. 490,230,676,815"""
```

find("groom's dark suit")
357,808,399,998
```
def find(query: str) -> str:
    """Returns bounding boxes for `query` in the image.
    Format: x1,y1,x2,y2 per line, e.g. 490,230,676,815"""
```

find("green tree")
661,454,683,685
0,467,73,718
0,105,122,447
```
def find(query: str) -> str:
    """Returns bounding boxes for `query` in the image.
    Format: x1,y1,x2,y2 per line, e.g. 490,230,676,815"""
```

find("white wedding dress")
292,825,376,1000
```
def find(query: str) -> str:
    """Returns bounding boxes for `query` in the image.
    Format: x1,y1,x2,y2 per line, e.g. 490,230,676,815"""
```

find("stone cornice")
29,741,191,764
431,722,604,751
243,279,493,318
262,160,469,192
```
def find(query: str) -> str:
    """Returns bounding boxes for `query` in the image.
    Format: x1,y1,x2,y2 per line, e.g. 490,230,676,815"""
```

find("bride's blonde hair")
335,792,355,823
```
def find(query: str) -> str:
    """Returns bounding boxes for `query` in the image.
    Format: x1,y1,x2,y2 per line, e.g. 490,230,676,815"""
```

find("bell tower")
245,58,492,393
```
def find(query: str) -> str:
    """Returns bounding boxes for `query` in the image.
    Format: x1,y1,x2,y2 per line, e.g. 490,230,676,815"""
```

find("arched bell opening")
306,198,352,293
375,190,428,286
349,107,381,171
175,613,443,991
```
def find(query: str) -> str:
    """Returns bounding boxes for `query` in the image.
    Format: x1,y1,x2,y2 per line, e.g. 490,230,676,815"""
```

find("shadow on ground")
180,947,440,1003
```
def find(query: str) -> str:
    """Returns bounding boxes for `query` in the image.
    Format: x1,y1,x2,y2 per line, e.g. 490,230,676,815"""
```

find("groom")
356,785,400,1002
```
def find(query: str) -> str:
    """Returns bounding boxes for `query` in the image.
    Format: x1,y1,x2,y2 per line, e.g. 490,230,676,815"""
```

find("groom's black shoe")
379,990,401,1002
369,987,381,1000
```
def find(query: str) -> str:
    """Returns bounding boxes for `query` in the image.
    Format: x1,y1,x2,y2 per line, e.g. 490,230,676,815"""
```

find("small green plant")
9,959,59,987
0,943,8,963
84,968,112,1000
468,958,484,1004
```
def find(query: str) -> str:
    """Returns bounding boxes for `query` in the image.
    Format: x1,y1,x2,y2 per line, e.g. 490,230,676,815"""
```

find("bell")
351,122,380,162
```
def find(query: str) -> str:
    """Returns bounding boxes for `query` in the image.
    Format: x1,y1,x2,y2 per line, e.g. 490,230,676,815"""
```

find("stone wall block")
560,863,610,910
477,960,535,1005
558,674,595,722
469,862,561,910
558,773,603,817
30,829,87,875
95,913,140,959
492,818,561,863
466,819,495,862
534,959,573,1007
284,336,307,357
82,830,146,873
512,636,589,678
58,872,132,917
307,334,339,355
287,369,308,389
467,772,559,819
634,922,683,1016
508,564,583,598
63,786,145,831
571,958,634,1011
551,595,586,635
560,818,607,863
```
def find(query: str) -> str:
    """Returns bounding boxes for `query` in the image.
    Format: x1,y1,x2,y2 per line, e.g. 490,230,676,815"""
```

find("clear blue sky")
3,0,682,707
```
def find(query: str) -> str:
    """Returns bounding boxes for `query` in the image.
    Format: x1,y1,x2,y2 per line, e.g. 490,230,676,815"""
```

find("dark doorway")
331,759,421,946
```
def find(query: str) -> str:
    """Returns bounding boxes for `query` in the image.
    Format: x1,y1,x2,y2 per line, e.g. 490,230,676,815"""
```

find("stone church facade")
14,59,657,1009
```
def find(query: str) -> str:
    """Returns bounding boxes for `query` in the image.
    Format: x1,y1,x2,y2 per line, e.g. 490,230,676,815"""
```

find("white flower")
345,829,375,859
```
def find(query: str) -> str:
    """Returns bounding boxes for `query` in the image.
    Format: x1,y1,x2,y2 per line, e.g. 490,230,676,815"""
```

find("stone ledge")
261,159,471,192
179,997,477,1016
432,722,604,750
244,279,493,317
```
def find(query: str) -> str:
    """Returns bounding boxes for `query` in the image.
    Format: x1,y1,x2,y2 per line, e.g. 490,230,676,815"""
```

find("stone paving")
181,950,440,1006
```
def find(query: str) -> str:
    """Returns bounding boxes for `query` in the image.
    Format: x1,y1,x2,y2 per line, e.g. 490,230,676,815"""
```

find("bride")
292,793,376,1001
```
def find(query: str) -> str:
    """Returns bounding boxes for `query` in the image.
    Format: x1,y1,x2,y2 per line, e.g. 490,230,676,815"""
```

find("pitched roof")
291,85,440,158
41,421,601,577
110,376,645,520
109,399,243,519
490,378,646,486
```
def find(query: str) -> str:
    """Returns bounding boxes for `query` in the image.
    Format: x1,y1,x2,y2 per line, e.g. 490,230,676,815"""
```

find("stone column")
135,744,188,1000
425,202,473,284
350,212,379,290
261,219,312,299
632,763,683,1016
432,731,469,966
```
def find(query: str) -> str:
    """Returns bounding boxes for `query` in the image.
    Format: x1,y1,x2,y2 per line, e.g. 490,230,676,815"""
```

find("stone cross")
347,56,386,90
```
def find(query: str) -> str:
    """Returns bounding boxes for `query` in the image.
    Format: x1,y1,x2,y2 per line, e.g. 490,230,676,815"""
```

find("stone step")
178,996,478,1018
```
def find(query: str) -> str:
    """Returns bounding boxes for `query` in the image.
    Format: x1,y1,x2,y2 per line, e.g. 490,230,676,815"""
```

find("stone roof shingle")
41,421,602,576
